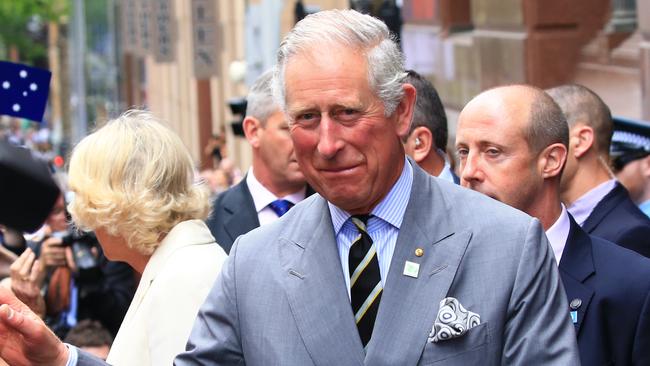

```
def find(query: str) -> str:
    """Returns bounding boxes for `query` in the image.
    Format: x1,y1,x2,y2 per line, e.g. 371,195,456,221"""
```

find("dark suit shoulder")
206,180,259,254
587,183,650,257
590,235,650,288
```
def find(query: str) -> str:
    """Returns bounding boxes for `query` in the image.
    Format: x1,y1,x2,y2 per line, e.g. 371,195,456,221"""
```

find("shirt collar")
246,167,306,213
566,179,617,226
545,204,571,265
329,157,413,234
638,200,650,218
437,163,455,183
434,149,455,183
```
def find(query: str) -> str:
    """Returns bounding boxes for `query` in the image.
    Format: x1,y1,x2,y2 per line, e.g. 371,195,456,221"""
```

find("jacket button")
569,298,582,310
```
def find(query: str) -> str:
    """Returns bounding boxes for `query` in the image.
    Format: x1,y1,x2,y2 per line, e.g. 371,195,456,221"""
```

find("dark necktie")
348,215,382,347
269,199,294,217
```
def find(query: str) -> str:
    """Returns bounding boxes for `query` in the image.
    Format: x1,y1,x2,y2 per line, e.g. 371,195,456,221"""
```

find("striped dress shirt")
329,157,413,298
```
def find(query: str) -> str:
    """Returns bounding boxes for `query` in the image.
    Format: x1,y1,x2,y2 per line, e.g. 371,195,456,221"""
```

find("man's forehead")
461,92,531,129
458,109,529,146
284,58,371,109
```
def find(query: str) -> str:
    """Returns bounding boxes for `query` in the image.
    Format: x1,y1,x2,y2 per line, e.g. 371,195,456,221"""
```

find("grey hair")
272,9,405,117
246,69,279,124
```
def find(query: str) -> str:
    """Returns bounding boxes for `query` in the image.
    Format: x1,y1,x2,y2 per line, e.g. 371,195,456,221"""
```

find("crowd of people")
0,8,649,366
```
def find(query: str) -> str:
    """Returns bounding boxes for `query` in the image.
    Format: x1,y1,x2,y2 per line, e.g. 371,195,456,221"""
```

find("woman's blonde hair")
67,110,210,255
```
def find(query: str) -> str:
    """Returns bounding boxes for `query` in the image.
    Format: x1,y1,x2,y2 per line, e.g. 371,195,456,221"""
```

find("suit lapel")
558,216,595,335
279,197,365,366
365,165,471,365
582,183,625,233
222,180,259,244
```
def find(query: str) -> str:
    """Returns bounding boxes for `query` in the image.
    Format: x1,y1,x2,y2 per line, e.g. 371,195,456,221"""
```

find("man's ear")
539,143,568,179
394,83,417,137
570,124,595,159
243,116,263,148
411,126,433,163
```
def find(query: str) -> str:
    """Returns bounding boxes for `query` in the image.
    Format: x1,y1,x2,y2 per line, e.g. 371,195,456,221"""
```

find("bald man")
456,85,650,366
547,84,650,258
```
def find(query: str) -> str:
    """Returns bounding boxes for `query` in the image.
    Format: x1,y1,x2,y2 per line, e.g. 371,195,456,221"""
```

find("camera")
27,230,100,271
58,231,99,271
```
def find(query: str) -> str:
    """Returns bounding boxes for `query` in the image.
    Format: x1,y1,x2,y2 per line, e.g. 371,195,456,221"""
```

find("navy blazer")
206,178,315,253
583,182,650,257
206,179,259,254
559,216,650,365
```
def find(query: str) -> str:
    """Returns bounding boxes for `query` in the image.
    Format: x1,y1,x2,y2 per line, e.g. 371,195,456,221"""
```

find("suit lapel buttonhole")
429,264,448,276
289,269,305,279
433,232,455,246
280,237,305,249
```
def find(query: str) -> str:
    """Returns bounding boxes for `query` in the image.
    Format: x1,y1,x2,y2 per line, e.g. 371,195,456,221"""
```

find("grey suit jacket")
176,164,580,365
75,349,107,366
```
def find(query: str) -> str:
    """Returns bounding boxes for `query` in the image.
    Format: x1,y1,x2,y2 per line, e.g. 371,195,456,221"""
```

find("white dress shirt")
545,205,571,265
435,149,457,183
246,168,306,226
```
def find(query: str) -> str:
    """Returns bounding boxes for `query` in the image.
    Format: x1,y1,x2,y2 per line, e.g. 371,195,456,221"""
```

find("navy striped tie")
348,214,382,347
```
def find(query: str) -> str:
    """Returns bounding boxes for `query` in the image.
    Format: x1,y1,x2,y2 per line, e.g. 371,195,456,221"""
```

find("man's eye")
456,148,468,158
294,112,319,125
336,109,359,121
485,148,500,157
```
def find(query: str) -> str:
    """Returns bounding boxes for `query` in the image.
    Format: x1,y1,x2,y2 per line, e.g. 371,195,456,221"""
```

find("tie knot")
350,214,371,232
269,199,294,217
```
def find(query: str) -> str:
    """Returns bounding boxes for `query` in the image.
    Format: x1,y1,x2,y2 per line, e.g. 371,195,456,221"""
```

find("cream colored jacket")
106,220,226,366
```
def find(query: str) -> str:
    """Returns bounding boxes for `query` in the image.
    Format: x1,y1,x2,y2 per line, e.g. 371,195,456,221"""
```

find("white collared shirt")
437,164,456,183
245,168,306,226
567,179,617,226
435,149,456,183
545,205,571,264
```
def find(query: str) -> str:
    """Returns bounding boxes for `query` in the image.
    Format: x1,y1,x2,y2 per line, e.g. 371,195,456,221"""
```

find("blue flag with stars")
0,61,51,122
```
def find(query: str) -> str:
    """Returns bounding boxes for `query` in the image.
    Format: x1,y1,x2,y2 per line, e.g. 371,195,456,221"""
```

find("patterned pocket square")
428,297,481,343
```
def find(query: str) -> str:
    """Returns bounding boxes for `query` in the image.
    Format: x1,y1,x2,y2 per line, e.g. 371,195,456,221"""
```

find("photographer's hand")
0,287,69,366
9,249,46,318
39,237,67,269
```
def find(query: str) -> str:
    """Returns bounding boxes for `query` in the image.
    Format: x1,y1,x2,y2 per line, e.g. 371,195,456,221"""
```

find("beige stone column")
471,0,609,90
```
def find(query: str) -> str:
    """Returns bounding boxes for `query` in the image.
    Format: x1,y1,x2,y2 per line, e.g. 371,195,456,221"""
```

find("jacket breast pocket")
418,322,489,365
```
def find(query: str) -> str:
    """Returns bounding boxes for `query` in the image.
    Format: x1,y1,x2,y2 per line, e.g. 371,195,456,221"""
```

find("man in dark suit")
547,84,650,257
401,70,459,183
456,84,650,365
207,69,312,253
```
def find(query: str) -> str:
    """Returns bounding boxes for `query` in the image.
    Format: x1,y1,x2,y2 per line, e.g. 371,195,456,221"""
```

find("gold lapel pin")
415,248,424,257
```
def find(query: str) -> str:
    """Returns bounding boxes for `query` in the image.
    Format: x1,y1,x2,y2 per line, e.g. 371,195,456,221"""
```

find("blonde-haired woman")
65,110,226,365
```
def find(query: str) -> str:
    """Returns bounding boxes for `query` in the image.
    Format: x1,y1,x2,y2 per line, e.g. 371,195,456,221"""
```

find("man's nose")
459,152,484,185
317,116,344,159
